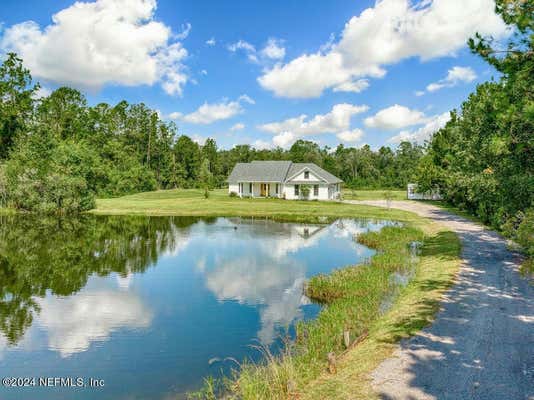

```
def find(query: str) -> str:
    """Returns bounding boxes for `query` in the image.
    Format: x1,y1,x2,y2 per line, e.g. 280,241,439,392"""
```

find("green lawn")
93,188,415,223
342,189,406,201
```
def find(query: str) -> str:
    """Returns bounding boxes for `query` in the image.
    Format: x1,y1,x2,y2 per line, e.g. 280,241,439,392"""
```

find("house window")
304,171,309,179
249,183,252,193
294,185,299,196
314,185,319,196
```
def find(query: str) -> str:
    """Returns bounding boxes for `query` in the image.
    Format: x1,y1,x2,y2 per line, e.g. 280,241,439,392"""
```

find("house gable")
285,167,327,183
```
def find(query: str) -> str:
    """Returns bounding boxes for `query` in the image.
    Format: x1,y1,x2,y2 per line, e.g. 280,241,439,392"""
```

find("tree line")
0,53,424,213
415,0,533,261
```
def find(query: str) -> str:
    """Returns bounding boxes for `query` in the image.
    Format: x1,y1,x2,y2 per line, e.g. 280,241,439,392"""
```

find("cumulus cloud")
260,38,286,60
272,131,298,148
206,37,216,46
252,139,273,150
259,103,368,135
259,103,368,148
169,95,254,124
0,0,190,96
333,78,370,93
364,104,426,130
230,122,245,131
337,128,365,143
258,0,508,98
388,111,451,143
425,66,477,92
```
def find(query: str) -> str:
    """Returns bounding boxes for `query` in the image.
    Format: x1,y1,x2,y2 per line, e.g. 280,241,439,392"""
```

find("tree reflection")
0,214,198,345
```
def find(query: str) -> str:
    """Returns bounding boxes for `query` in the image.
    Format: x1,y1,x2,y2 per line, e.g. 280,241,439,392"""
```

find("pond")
0,215,393,399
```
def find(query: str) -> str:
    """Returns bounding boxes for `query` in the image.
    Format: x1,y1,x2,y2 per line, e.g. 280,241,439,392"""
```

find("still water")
0,215,392,399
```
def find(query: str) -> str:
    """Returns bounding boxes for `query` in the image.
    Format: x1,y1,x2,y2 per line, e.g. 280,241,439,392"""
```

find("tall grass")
189,226,425,399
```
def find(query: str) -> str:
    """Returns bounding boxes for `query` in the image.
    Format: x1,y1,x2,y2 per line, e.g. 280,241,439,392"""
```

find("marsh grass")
189,226,430,399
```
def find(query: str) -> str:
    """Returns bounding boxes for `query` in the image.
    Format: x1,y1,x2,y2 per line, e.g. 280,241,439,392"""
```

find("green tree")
199,158,213,191
0,53,38,159
174,135,200,185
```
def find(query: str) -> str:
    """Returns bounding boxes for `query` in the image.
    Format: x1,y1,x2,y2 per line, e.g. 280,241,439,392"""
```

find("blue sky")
0,0,509,149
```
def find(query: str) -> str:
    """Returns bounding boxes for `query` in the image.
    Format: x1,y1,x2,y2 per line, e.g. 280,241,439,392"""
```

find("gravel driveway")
345,200,533,400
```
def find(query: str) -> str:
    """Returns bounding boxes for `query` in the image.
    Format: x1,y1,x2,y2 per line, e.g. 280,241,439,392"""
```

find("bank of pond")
0,214,423,399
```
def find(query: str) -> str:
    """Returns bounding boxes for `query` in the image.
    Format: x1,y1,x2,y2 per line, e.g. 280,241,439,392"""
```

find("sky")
0,0,510,150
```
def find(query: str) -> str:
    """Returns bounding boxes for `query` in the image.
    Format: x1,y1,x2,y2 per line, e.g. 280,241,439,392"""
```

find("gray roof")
227,161,342,184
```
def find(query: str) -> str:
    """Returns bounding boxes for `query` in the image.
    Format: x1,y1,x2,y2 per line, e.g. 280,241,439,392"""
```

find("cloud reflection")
36,289,152,357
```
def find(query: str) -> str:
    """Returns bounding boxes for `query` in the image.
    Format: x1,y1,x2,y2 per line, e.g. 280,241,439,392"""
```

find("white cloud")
260,103,368,148
388,111,450,143
364,104,426,130
229,37,286,64
228,39,255,53
426,66,477,92
33,85,52,99
337,128,364,143
206,37,216,46
191,134,207,145
238,94,255,105
260,103,368,135
200,69,208,75
228,39,258,62
272,131,298,148
415,90,426,97
258,0,508,98
260,38,285,60
252,139,273,150
333,78,370,93
175,22,191,40
0,0,190,96
170,95,254,124
230,122,245,131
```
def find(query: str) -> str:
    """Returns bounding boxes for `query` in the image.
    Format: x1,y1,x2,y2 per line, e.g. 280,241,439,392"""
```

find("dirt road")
345,200,533,400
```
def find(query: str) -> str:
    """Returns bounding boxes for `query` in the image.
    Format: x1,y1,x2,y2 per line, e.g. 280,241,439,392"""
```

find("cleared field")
93,188,412,222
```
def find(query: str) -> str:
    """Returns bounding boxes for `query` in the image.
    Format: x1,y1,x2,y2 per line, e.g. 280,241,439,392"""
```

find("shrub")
516,208,534,257
229,191,238,198
300,185,310,199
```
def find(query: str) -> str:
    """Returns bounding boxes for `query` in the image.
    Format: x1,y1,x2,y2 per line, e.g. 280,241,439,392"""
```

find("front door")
260,183,268,197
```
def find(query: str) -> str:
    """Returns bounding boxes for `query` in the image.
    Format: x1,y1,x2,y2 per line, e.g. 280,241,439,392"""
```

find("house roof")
227,161,342,184
287,163,343,184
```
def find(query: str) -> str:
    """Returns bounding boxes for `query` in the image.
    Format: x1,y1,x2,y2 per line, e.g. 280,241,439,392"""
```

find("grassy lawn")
342,189,406,201
94,188,419,225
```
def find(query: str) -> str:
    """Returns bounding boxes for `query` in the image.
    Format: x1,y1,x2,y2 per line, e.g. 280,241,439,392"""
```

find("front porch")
238,182,282,198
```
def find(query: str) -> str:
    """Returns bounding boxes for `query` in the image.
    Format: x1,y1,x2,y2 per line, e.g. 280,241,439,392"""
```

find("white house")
228,161,342,200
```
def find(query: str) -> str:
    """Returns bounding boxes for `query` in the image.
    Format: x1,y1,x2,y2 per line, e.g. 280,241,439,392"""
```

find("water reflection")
36,289,152,357
0,214,189,346
0,215,391,399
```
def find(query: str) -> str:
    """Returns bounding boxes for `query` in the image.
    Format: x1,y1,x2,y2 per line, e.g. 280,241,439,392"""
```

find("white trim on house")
285,167,328,183
228,161,342,201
